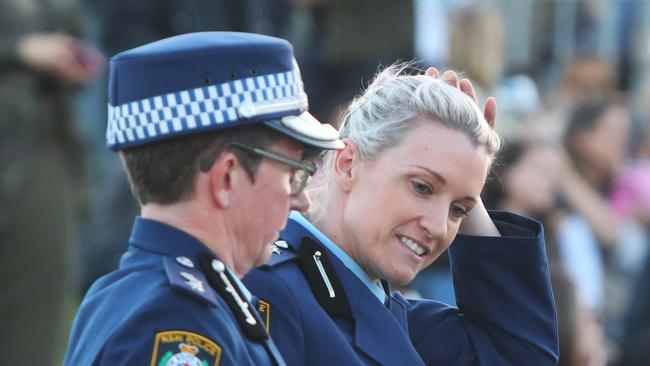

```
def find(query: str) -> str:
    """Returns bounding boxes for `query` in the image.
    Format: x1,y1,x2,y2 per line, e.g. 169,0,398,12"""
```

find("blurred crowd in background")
2,0,650,365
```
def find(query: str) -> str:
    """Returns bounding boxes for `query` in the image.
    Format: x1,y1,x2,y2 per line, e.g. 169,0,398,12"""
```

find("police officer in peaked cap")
64,32,343,366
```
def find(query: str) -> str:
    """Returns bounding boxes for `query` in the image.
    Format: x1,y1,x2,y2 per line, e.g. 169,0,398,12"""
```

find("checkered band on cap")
106,67,307,149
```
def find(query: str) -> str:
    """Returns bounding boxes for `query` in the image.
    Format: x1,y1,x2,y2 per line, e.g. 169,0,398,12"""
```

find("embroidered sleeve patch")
150,330,222,366
257,300,271,332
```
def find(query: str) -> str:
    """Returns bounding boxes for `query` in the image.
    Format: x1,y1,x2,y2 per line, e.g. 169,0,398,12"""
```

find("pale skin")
315,120,491,285
428,67,501,237
309,68,502,285
16,33,104,85
140,68,499,280
140,136,311,278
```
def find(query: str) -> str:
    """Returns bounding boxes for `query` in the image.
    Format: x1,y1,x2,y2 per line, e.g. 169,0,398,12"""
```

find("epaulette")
197,253,286,365
197,253,269,341
260,240,298,270
163,256,219,307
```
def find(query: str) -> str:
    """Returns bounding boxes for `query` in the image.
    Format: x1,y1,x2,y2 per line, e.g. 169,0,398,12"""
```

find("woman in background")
482,139,608,366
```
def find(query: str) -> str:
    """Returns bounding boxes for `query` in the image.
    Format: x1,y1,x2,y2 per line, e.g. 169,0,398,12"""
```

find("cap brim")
263,112,344,150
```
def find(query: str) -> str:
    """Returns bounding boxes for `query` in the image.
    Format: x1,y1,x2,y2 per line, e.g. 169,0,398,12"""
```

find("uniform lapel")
198,252,287,366
283,217,424,365
332,259,424,366
382,280,409,330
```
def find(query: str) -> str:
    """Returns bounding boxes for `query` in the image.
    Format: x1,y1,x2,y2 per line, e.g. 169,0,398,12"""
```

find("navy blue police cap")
106,32,343,150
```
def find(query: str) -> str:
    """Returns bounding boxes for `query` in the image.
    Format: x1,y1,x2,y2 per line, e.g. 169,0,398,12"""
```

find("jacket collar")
129,216,211,259
281,216,424,365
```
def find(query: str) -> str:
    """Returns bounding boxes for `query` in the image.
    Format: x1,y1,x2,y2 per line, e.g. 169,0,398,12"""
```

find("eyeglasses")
228,141,317,196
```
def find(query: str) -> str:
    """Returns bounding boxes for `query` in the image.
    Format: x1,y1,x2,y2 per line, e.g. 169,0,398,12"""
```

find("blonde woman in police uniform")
244,66,559,365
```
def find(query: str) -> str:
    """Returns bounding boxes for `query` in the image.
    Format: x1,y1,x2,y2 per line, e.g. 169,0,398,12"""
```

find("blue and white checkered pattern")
107,68,307,148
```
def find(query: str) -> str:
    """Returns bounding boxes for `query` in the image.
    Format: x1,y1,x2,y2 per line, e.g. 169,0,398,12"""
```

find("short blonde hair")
308,63,501,218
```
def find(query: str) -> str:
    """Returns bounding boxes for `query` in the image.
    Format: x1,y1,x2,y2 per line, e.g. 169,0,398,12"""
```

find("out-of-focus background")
1,0,650,365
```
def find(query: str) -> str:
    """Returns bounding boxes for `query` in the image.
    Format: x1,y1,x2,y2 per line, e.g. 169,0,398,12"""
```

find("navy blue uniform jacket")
64,217,285,365
243,211,559,365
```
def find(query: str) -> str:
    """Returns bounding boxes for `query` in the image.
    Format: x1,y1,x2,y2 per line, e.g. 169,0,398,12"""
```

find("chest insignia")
257,299,271,332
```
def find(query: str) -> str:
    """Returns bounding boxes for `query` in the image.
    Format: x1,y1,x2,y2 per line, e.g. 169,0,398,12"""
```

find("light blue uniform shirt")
289,211,386,304
230,268,254,302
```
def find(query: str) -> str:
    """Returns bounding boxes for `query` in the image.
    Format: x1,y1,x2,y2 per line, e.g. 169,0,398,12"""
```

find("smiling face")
336,118,490,285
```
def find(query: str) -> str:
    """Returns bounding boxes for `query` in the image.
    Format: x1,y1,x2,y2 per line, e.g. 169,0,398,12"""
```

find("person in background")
481,139,563,255
243,65,559,365
613,116,650,366
523,56,618,143
481,139,608,365
447,4,505,100
0,0,103,364
552,265,607,366
64,32,343,365
617,240,650,365
558,97,635,346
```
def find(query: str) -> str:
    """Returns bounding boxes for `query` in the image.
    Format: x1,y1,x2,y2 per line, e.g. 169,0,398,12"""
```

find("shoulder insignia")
261,240,298,270
297,237,352,318
257,299,271,332
163,257,218,307
150,330,221,366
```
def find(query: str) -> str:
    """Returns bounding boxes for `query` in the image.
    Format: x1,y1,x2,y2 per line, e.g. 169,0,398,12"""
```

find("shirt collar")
289,211,386,304
229,269,253,301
